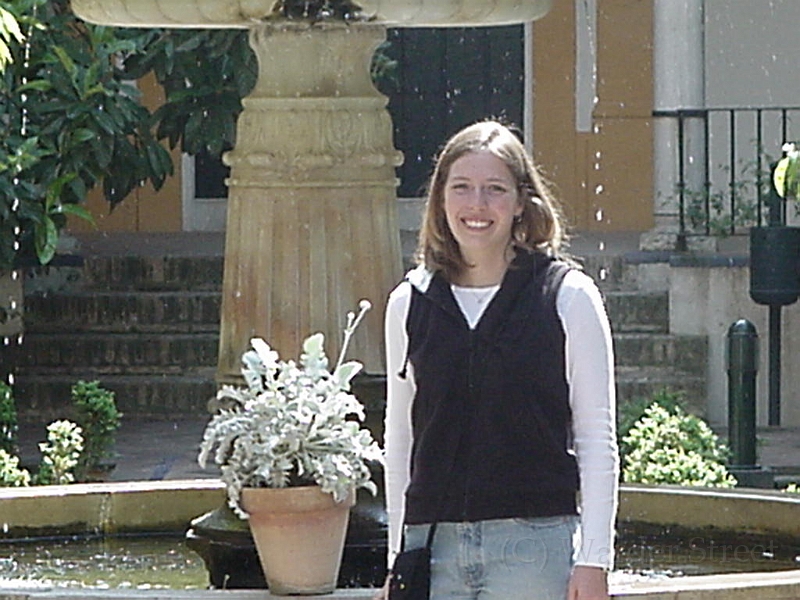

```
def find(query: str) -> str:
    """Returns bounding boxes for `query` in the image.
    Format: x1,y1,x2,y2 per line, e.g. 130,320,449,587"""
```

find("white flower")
198,301,383,519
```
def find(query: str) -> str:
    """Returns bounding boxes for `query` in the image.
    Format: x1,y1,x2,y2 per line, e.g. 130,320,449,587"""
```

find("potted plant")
749,142,800,307
198,300,383,595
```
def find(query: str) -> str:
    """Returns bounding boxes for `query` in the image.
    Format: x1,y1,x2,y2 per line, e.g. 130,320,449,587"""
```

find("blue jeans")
405,516,577,600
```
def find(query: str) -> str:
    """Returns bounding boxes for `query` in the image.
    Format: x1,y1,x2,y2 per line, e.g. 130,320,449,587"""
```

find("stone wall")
667,259,800,427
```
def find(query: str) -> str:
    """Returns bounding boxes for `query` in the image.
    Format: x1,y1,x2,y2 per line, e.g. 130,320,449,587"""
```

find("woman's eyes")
449,183,510,194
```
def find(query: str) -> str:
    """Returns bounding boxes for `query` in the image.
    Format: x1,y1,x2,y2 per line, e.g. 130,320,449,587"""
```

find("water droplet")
595,209,604,221
595,184,604,195
599,267,608,281
598,241,605,251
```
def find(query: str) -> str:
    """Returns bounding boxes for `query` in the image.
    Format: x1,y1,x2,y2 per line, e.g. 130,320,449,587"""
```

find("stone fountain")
70,0,553,384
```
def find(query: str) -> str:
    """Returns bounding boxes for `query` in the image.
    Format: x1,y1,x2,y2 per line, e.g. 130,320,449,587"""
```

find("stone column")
643,0,706,250
217,22,403,384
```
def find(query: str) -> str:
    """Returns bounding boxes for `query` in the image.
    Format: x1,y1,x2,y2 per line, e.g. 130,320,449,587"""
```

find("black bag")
388,546,431,600
388,522,437,600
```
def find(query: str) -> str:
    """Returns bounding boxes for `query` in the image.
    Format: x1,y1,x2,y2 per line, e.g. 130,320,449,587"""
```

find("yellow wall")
533,0,654,232
67,72,183,234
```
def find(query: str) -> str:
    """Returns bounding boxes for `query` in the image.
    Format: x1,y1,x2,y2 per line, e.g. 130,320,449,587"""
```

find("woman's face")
443,150,522,260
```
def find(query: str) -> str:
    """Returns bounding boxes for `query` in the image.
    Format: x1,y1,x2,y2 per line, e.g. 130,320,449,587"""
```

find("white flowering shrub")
622,403,736,488
0,449,30,487
36,420,84,485
198,301,384,518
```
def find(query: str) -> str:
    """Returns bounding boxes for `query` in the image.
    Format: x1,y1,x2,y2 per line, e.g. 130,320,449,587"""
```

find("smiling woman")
381,120,618,600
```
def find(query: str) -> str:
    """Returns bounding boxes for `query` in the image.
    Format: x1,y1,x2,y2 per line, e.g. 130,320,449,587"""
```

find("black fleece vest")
403,251,579,524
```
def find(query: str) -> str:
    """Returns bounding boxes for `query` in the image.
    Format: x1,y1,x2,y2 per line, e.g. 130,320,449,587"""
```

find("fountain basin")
0,480,225,539
1,482,800,598
70,0,553,28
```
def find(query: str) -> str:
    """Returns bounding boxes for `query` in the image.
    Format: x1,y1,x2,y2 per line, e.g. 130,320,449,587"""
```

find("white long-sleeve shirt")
384,268,619,570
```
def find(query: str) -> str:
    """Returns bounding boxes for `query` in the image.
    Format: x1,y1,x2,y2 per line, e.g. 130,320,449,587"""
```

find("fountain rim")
69,0,554,29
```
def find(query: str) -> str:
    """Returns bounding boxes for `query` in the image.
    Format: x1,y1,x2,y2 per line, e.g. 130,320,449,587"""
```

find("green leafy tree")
622,402,737,488
0,0,172,269
123,29,256,157
0,3,22,70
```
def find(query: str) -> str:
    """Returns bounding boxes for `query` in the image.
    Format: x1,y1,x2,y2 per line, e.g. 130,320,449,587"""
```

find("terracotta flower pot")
240,486,356,595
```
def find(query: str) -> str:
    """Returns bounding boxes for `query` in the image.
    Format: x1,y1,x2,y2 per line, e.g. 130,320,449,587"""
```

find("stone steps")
23,291,221,333
81,255,224,291
11,233,708,418
613,332,706,374
604,290,669,334
18,332,219,373
14,372,216,419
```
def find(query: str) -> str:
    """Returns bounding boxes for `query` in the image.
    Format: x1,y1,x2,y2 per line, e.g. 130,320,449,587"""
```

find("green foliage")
35,419,83,485
0,380,17,454
0,0,172,269
0,447,29,486
269,1,366,21
123,28,255,157
71,379,120,478
0,4,23,71
780,144,800,214
681,156,771,237
622,402,737,488
618,388,687,464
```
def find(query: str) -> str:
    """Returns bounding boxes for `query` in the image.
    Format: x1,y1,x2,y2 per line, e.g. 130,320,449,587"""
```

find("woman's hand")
372,573,391,600
567,565,609,600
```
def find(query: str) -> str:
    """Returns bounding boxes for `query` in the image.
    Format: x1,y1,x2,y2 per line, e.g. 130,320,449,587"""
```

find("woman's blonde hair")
416,120,569,280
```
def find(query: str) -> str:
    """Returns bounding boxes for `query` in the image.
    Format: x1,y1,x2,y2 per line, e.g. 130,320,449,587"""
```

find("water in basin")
1,523,799,590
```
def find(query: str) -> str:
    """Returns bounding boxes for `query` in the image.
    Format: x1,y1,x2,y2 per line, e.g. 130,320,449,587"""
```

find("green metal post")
727,319,758,467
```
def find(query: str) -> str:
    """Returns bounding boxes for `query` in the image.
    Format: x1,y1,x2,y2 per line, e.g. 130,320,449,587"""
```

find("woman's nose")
468,188,490,207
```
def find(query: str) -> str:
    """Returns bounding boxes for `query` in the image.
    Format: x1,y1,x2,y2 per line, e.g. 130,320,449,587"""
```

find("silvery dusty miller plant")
198,300,384,518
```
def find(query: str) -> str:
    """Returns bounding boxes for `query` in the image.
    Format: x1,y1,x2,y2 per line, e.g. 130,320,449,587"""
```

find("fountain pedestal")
217,22,402,380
